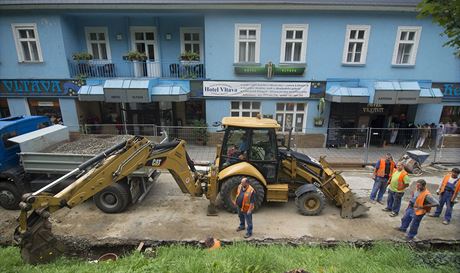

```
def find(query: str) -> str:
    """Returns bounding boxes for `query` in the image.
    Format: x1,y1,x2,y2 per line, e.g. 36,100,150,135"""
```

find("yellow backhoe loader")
14,116,368,264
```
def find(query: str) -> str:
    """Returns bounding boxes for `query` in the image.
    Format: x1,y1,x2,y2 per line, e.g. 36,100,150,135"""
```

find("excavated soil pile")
43,135,133,154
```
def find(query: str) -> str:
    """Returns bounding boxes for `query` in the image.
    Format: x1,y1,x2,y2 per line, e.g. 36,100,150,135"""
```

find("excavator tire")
220,176,265,213
295,191,326,216
94,181,131,213
0,182,21,210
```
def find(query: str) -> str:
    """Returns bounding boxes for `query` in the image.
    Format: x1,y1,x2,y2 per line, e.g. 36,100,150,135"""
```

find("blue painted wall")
204,11,460,82
59,98,79,131
0,14,70,79
206,98,327,132
7,98,31,116
414,104,442,125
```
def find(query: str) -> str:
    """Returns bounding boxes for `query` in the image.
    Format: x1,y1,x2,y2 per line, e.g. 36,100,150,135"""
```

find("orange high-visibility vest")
209,239,221,250
374,159,395,177
414,189,431,216
439,174,460,202
237,184,255,213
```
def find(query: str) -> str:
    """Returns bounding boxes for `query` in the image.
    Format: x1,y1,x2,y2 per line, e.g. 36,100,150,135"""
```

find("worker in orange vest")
382,162,410,217
234,177,255,238
370,153,395,204
429,168,460,225
395,179,439,240
204,237,221,250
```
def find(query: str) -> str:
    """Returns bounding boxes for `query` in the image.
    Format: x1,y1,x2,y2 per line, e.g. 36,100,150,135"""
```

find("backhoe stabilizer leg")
207,200,218,216
13,211,64,264
340,196,369,219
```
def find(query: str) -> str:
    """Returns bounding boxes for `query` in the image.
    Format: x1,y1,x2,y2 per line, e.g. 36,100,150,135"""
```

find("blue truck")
0,116,51,209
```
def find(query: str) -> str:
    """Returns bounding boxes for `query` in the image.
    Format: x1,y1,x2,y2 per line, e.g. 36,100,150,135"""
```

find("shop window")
0,99,10,118
85,27,111,60
28,99,62,124
280,24,308,63
12,23,43,62
342,25,370,65
180,28,203,61
392,26,421,66
235,24,261,63
230,101,261,117
276,103,306,132
441,106,460,134
2,131,17,149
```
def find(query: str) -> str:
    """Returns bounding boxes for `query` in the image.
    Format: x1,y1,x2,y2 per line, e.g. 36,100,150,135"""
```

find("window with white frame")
276,103,306,132
230,101,261,117
180,27,203,61
392,26,421,65
12,24,43,62
342,25,370,64
85,27,111,60
280,24,308,63
235,24,261,63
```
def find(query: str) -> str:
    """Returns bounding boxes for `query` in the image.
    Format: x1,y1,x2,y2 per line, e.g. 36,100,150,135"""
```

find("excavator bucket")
14,212,64,264
340,195,370,219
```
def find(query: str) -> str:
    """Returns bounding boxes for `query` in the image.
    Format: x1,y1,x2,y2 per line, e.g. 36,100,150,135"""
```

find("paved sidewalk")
187,145,460,165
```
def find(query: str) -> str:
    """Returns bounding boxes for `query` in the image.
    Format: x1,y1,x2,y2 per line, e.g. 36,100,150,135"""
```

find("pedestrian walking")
395,179,439,241
383,162,410,217
370,153,395,204
234,177,255,238
429,168,460,225
415,123,430,149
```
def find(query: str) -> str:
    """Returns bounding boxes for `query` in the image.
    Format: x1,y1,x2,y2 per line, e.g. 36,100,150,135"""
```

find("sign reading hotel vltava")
203,81,311,98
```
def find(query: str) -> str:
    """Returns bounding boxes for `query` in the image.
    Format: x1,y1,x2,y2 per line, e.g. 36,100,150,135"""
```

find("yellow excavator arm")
14,135,207,264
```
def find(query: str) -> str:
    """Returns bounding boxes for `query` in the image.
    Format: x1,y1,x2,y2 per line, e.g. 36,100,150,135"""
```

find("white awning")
78,85,104,101
325,86,369,103
418,88,443,104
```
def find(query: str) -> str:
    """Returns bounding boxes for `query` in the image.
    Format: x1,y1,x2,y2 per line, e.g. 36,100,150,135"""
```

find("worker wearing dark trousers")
395,179,439,240
234,177,255,238
370,153,395,204
383,162,410,217
429,168,460,225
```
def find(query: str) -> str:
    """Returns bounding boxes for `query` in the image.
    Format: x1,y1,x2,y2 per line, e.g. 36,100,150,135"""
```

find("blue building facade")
0,1,459,140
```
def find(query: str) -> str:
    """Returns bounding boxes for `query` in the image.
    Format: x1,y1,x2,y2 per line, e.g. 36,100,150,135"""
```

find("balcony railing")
69,60,206,79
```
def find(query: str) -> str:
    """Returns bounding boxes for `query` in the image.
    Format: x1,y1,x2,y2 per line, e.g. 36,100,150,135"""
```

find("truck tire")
220,176,265,213
295,191,325,216
0,182,21,210
94,182,131,213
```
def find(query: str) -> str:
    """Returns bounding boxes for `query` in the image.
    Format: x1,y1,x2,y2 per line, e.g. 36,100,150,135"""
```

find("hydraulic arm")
14,136,212,264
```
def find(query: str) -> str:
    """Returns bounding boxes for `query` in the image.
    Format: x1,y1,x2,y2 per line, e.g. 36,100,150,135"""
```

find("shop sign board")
0,79,83,97
432,83,460,101
203,81,310,98
234,64,305,78
361,104,385,114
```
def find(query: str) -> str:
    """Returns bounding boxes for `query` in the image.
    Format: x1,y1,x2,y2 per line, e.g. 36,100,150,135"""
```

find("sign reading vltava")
203,81,311,98
0,79,83,97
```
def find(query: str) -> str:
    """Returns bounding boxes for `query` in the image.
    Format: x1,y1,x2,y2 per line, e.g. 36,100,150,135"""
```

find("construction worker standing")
383,162,410,217
370,153,395,204
234,177,255,238
429,168,460,225
395,179,439,240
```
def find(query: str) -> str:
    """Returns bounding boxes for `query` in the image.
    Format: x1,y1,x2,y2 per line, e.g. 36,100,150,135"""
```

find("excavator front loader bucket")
340,195,370,219
14,211,64,264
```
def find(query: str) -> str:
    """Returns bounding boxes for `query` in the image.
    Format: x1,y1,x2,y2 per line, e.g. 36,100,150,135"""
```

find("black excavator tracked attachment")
14,210,65,264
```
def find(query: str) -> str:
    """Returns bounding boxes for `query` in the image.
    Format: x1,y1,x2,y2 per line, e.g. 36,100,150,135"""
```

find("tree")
417,0,460,56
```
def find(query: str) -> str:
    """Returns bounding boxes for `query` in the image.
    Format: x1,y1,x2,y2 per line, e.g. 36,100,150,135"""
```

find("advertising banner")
203,81,310,98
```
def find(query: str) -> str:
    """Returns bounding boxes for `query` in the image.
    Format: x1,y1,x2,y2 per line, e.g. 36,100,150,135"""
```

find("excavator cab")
219,126,279,183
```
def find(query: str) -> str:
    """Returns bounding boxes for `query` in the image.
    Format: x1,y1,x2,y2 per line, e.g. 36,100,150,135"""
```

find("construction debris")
43,135,133,155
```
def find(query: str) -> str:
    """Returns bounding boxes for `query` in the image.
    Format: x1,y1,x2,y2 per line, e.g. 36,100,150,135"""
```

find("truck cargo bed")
19,134,149,176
